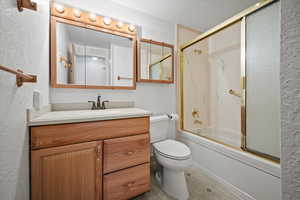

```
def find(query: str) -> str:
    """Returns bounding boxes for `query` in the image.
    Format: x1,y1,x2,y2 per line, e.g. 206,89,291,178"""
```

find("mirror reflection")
139,39,173,83
56,21,135,88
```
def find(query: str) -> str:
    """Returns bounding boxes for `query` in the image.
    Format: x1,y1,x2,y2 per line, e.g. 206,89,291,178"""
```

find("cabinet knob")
127,181,136,187
96,145,101,159
126,151,134,155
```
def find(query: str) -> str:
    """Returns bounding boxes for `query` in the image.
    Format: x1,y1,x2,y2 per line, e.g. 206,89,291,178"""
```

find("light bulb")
73,9,81,18
117,21,124,29
103,17,112,25
128,24,135,32
89,13,97,22
55,4,65,13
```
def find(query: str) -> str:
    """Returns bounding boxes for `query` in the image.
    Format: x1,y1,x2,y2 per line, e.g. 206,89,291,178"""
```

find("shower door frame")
178,0,280,163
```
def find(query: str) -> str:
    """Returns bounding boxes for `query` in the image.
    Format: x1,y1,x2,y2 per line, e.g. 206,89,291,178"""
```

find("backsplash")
50,83,176,115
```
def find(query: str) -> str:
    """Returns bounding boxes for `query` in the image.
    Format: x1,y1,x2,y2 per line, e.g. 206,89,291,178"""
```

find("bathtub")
191,127,241,148
177,131,281,200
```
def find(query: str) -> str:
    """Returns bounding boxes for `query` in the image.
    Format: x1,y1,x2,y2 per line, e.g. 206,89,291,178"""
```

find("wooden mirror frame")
137,38,174,84
50,3,137,90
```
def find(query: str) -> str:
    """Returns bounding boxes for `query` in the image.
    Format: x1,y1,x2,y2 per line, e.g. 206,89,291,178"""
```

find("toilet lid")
153,139,191,160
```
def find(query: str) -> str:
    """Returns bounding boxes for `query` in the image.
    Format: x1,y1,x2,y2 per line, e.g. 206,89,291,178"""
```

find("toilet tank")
150,115,170,143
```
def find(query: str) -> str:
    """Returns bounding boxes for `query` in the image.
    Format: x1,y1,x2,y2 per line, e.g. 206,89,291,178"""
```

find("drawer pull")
126,181,136,187
96,145,101,159
126,151,134,155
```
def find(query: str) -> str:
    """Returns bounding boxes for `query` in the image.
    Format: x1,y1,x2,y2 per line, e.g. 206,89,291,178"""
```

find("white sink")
28,107,152,126
80,110,121,115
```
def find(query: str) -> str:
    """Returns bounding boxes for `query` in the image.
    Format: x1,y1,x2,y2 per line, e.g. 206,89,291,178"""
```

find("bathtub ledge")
179,131,280,178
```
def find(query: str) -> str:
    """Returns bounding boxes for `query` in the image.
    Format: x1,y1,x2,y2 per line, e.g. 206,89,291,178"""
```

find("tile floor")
133,160,241,200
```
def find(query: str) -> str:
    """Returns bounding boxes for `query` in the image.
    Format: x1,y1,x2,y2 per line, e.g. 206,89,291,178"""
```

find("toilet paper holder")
167,113,179,120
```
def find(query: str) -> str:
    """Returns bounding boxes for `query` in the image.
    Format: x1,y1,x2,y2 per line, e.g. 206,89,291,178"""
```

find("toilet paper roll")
150,115,169,122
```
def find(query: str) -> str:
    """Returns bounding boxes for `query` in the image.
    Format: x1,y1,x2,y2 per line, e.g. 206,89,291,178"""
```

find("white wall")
281,0,300,199
0,0,50,199
51,0,177,117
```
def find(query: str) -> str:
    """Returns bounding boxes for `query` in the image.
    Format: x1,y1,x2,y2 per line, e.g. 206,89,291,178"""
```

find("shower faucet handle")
192,108,200,118
228,89,241,98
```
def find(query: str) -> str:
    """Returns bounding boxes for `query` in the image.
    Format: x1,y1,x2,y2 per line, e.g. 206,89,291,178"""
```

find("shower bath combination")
179,0,280,162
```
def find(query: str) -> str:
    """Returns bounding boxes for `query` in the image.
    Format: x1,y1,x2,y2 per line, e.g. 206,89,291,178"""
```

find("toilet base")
162,168,189,200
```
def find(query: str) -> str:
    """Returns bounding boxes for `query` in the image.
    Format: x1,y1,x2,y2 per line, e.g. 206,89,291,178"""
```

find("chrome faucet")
97,95,102,109
101,100,109,109
88,101,97,110
88,95,109,110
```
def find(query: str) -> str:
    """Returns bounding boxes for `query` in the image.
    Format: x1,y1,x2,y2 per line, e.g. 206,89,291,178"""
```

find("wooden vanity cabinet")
30,117,150,200
31,141,103,200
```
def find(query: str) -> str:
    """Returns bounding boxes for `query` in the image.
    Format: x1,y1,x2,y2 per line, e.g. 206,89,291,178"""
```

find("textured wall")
0,1,176,199
281,0,300,199
0,0,49,199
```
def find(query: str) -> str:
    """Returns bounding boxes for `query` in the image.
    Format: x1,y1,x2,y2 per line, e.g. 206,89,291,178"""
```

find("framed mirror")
51,17,136,90
138,39,174,83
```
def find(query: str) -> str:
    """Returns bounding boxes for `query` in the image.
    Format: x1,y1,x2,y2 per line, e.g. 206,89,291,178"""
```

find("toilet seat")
153,139,191,160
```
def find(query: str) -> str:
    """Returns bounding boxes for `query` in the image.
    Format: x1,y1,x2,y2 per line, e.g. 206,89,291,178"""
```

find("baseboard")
191,161,256,200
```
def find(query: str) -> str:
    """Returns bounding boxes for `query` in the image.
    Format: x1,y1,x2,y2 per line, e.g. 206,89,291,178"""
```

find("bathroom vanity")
28,108,151,200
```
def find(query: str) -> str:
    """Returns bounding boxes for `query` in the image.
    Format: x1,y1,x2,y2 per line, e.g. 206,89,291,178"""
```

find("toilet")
150,115,192,200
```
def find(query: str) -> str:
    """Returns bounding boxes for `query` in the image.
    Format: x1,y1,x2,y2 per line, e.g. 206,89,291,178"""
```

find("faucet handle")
97,95,102,108
88,101,97,110
101,100,109,109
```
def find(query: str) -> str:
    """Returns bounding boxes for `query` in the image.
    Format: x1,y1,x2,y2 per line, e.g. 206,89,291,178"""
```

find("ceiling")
111,0,259,31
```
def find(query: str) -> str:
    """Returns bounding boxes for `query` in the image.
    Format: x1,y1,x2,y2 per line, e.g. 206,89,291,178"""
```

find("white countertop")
28,108,152,126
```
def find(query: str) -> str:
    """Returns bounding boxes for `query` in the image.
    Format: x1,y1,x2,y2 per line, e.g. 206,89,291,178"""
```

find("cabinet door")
31,141,102,200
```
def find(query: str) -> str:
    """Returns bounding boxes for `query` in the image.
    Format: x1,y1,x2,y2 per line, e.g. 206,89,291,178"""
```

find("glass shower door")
245,1,280,160
181,21,243,148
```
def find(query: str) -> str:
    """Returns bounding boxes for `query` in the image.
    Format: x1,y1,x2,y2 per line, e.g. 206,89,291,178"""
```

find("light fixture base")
17,0,37,12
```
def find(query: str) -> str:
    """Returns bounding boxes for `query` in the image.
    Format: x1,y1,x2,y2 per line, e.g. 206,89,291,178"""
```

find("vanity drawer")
103,163,150,200
31,117,149,149
103,134,150,173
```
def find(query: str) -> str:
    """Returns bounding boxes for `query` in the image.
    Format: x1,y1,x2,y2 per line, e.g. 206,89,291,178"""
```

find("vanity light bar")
54,3,64,13
103,17,112,25
73,9,81,18
51,3,137,35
